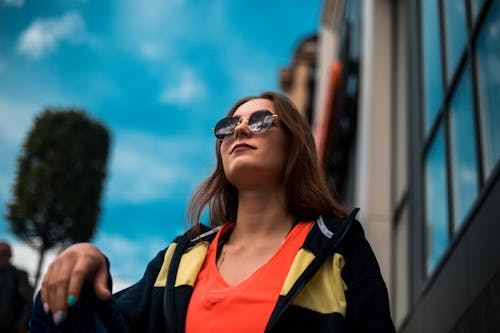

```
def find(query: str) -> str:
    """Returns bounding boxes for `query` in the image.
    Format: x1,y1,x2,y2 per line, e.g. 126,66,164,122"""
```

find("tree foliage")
6,108,111,286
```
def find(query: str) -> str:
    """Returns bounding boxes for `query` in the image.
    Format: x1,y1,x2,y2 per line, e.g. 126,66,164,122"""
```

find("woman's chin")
226,166,282,190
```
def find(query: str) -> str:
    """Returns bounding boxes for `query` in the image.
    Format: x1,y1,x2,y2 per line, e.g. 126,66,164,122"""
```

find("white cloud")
118,0,185,36
16,11,87,59
7,239,58,291
159,67,206,104
105,129,212,204
116,0,273,103
112,278,132,293
139,41,170,60
95,233,140,257
116,1,218,64
2,0,25,7
230,65,276,97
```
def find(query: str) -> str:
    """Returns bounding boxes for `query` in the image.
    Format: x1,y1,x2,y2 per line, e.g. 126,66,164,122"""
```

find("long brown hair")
187,91,347,232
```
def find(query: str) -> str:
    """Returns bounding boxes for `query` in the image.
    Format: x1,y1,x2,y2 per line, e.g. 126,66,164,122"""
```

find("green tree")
6,108,111,287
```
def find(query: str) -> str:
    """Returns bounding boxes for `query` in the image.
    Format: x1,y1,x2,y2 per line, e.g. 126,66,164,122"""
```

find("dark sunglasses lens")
214,117,237,139
248,110,274,133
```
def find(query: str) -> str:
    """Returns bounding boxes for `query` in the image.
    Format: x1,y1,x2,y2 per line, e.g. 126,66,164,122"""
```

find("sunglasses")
212,109,279,141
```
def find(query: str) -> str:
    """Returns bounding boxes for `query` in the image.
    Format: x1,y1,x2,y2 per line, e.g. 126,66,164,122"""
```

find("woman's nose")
233,118,252,139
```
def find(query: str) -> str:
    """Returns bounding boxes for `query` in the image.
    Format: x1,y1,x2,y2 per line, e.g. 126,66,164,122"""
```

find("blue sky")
0,0,321,288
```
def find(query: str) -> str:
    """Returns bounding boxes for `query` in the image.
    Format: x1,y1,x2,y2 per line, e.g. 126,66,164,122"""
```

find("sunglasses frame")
212,109,279,141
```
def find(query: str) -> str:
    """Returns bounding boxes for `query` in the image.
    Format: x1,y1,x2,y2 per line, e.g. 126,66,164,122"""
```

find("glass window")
449,63,479,229
476,0,500,177
471,0,486,20
421,0,444,134
443,0,468,82
425,126,450,274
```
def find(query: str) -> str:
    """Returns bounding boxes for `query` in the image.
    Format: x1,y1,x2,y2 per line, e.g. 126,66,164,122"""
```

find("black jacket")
30,209,395,333
112,209,395,332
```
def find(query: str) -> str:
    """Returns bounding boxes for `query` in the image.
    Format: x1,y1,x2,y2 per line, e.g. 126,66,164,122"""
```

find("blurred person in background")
31,92,395,332
0,241,33,333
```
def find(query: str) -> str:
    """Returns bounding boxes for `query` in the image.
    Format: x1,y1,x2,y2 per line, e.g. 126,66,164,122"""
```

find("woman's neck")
230,187,295,244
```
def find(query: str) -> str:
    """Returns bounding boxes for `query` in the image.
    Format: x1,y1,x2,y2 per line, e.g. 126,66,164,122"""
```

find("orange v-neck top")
185,221,313,333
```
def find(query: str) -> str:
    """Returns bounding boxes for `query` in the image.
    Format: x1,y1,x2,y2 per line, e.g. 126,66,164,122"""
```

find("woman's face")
220,98,289,189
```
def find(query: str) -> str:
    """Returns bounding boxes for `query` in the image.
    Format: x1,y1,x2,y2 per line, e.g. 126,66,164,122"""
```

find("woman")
33,92,395,332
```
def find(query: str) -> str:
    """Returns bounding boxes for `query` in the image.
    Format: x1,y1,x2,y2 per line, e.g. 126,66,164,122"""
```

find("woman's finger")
66,255,99,308
93,259,111,300
51,255,76,325
40,272,51,313
44,261,61,316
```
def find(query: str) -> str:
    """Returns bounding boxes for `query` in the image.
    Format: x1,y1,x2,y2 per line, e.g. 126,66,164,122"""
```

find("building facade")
281,0,500,331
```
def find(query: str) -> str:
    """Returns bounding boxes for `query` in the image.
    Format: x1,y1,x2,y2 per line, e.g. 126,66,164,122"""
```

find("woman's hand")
41,243,111,325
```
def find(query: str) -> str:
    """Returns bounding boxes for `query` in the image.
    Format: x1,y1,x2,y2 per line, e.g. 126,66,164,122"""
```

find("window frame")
419,0,494,283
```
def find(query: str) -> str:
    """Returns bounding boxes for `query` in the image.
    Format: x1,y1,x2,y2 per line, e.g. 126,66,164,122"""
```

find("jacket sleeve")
30,249,168,333
338,220,396,333
111,248,167,332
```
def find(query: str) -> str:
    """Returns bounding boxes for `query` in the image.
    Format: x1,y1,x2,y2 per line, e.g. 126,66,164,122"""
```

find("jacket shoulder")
302,208,360,254
149,224,216,289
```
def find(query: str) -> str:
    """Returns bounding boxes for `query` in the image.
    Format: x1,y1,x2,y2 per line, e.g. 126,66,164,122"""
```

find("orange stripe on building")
315,61,343,167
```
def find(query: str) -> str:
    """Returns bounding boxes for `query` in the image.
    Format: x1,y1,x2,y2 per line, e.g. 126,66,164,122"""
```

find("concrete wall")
354,0,393,295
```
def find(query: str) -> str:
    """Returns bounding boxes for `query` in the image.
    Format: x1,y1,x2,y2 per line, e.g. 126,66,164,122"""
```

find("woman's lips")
231,143,256,153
